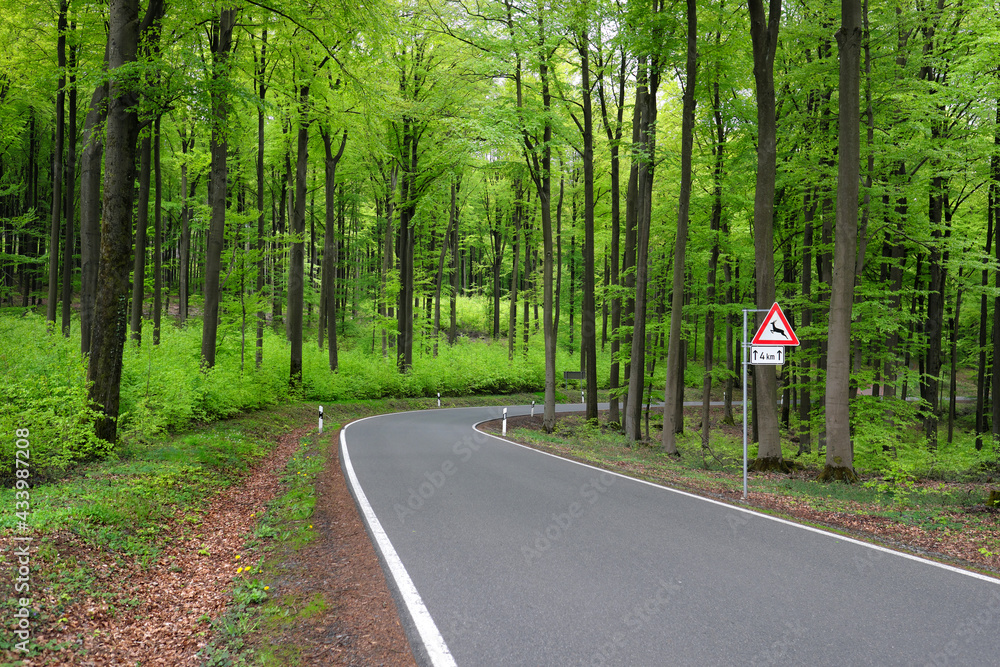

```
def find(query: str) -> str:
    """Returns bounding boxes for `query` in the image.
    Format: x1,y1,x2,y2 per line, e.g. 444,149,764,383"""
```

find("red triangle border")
751,303,800,346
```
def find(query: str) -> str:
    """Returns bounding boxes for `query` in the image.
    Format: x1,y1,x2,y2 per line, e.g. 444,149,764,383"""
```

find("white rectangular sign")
750,345,784,365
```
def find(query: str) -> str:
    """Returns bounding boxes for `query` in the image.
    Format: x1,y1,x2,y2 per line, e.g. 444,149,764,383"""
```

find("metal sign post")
742,309,768,500
743,303,800,500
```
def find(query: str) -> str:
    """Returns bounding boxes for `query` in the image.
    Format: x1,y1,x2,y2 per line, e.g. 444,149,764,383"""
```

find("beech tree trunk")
200,8,236,368
289,81,311,386
79,64,107,355
507,185,521,361
47,0,67,328
578,30,599,422
87,0,164,443
821,0,862,482
152,117,162,345
255,28,267,368
61,33,77,337
662,0,697,455
702,32,725,456
748,0,788,471
129,134,150,344
178,129,193,325
321,128,347,372
449,178,461,346
625,57,659,441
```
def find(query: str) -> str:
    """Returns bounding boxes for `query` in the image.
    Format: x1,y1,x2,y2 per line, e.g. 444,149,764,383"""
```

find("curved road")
340,405,1000,666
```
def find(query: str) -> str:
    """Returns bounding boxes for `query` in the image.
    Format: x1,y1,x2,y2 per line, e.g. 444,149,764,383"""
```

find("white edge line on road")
472,417,1000,587
340,418,457,667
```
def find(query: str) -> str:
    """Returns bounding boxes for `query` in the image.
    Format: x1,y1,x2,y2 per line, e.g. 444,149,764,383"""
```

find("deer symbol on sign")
770,320,788,339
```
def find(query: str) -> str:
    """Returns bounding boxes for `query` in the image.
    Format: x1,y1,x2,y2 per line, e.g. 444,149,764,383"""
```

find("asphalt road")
340,404,1000,666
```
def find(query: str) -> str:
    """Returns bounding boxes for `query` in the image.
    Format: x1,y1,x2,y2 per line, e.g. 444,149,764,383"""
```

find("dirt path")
237,422,416,665
3,418,415,666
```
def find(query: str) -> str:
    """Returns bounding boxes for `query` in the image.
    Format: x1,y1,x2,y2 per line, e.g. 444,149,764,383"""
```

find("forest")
1,0,999,483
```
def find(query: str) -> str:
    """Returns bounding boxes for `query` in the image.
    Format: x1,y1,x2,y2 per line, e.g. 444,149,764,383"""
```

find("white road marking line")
341,418,457,667
473,418,1000,586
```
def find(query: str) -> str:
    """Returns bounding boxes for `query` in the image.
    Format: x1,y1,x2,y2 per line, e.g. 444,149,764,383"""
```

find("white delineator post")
319,405,324,435
531,400,535,418
437,392,441,407
502,407,508,436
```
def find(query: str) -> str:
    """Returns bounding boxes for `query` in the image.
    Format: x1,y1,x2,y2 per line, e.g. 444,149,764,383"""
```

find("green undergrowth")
0,404,307,562
0,305,606,482
0,403,311,663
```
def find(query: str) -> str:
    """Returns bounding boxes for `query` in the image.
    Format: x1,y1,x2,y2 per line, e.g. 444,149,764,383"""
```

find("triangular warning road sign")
751,303,800,346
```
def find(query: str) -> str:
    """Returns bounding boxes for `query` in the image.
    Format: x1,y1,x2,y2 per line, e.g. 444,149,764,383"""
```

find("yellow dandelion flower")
235,555,241,560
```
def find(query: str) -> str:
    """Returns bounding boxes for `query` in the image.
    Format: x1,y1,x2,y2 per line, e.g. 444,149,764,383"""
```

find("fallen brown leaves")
2,413,414,666
234,424,414,666
2,424,303,666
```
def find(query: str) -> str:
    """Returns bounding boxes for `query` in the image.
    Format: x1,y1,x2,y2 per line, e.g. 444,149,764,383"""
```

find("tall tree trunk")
798,189,816,453
978,99,999,448
748,0,787,471
511,0,556,431
523,205,531,355
61,31,77,337
200,8,237,368
397,132,416,373
821,0,862,482
152,117,162,344
625,59,660,441
381,168,397,357
47,0,68,327
662,0,697,454
578,30,598,421
947,269,962,444
554,168,563,337
702,33,725,456
322,128,347,372
130,134,151,344
88,0,164,443
178,129,193,325
449,177,461,346
994,161,1000,441
289,81,311,386
255,28,267,368
79,60,107,354
508,186,521,361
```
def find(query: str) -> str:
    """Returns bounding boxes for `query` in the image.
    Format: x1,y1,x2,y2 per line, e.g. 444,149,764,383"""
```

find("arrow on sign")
751,303,800,346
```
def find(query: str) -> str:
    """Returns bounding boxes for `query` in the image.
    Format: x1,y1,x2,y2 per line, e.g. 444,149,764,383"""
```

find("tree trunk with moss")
87,0,164,443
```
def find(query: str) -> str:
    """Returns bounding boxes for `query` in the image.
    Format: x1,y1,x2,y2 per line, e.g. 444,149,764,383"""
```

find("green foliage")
302,335,546,400
0,313,110,482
